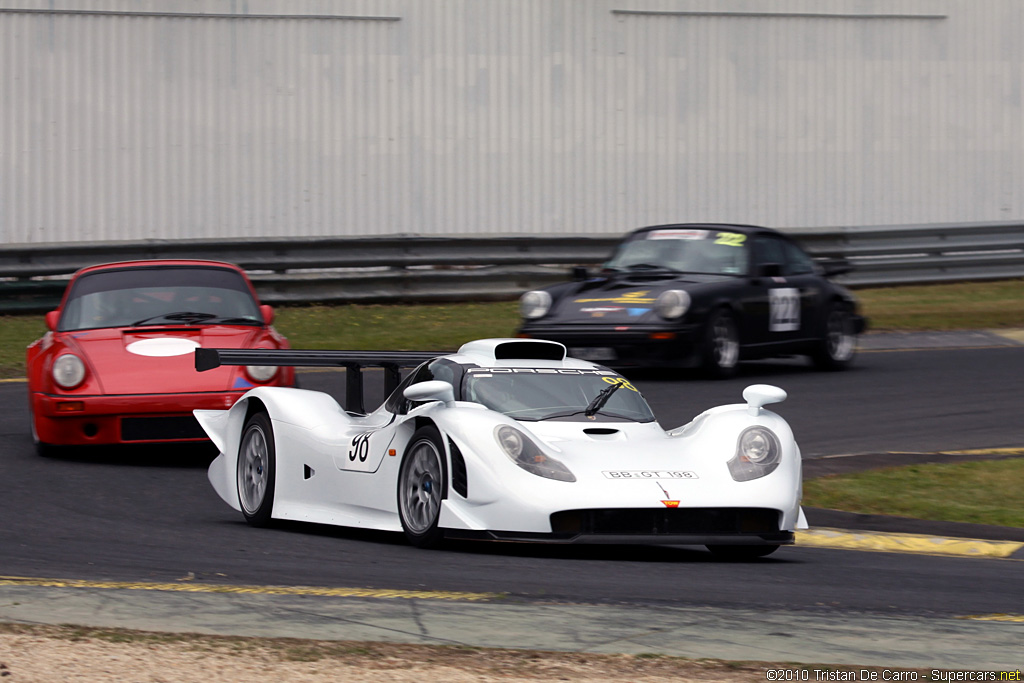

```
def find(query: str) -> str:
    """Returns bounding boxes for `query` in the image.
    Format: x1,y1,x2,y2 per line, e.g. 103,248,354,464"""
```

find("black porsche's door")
746,235,819,348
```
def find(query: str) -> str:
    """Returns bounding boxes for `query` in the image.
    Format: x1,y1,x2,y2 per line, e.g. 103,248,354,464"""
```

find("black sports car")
516,224,867,377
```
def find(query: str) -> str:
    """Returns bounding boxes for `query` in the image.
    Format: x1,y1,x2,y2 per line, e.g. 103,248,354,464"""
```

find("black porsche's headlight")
727,426,781,481
655,289,690,320
519,290,552,319
495,425,575,482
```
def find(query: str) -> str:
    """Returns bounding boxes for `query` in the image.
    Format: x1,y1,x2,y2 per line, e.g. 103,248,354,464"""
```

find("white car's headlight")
245,365,278,383
654,289,690,320
727,426,782,481
519,290,553,319
52,353,86,389
494,424,575,482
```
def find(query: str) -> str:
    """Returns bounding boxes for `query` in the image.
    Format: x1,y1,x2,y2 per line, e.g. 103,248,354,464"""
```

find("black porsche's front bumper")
517,323,704,368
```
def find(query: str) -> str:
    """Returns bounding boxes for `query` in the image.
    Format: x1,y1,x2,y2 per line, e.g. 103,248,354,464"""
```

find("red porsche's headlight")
52,354,86,389
245,365,278,383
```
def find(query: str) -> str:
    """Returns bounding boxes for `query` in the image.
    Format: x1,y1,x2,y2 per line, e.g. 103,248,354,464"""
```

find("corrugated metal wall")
1,0,1022,243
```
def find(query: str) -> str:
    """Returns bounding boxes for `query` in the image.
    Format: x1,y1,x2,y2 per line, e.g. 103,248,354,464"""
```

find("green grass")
0,314,48,378
802,458,1024,528
273,302,519,351
857,278,1024,331
0,302,520,381
5,278,1024,379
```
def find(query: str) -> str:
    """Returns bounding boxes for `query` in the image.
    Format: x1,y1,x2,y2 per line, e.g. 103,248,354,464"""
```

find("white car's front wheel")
398,426,448,548
237,411,276,527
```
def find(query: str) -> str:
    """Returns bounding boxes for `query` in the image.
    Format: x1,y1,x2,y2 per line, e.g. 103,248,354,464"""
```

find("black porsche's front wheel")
397,426,448,548
702,308,740,378
237,411,276,527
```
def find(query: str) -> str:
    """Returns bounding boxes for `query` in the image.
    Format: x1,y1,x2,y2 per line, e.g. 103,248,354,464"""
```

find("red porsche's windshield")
59,266,262,331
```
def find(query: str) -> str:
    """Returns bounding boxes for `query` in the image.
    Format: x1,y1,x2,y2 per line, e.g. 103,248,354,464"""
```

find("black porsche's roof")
627,223,783,238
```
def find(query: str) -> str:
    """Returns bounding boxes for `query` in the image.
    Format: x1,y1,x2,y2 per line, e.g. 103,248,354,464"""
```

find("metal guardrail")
1,223,1022,312
791,222,1024,286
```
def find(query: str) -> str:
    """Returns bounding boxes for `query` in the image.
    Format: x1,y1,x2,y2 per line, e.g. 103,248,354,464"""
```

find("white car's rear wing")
195,347,439,414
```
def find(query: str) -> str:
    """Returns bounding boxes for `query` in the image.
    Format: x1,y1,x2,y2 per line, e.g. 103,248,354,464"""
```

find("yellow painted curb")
0,377,26,383
959,613,1024,623
796,528,1023,559
937,447,1024,456
0,575,500,602
990,328,1024,344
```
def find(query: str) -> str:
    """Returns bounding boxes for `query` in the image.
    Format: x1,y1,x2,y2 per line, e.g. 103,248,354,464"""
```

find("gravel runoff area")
0,623,894,682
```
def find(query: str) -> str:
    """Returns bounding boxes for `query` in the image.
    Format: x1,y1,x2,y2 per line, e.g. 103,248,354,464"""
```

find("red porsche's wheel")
28,401,57,457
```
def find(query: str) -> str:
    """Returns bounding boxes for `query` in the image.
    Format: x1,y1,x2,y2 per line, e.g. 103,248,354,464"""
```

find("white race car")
194,338,807,559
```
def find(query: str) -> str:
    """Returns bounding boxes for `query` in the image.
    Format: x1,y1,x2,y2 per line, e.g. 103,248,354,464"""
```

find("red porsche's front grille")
120,416,207,441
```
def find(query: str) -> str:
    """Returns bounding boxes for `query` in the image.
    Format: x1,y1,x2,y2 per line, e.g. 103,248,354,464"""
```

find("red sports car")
26,260,295,454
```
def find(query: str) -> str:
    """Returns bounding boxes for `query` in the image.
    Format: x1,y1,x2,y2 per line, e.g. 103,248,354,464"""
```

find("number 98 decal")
349,432,373,462
769,288,800,332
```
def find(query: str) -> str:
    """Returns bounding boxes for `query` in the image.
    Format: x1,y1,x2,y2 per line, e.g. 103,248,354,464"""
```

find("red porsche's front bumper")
31,391,246,445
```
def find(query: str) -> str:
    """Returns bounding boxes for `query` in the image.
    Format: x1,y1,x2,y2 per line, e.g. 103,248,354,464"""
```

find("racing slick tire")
398,425,449,549
237,411,277,527
702,308,740,379
812,303,857,371
706,544,780,560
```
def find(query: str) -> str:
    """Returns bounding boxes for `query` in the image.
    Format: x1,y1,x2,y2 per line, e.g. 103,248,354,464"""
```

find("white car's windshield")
59,266,262,331
463,368,656,422
604,228,749,276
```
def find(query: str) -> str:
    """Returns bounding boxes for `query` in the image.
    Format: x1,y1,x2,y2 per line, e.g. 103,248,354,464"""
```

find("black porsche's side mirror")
820,259,853,277
571,266,589,282
756,263,783,278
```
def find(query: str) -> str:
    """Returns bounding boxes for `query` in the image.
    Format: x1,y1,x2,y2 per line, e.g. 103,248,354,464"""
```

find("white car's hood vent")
583,428,624,440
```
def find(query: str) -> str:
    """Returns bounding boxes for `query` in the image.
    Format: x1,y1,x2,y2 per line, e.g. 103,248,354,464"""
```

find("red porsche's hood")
63,326,268,395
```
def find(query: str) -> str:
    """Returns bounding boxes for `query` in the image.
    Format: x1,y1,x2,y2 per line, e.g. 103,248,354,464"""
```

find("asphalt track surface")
1,331,1022,668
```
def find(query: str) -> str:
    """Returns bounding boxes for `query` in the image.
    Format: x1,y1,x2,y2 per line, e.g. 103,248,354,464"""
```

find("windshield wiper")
585,381,624,417
130,311,217,326
201,316,261,325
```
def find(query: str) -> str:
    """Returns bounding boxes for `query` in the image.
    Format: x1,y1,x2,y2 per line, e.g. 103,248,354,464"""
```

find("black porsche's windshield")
604,228,749,276
463,367,656,422
59,266,262,331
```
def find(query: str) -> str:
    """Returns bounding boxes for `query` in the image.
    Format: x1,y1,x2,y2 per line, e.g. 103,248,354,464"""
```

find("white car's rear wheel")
237,411,276,527
398,426,447,548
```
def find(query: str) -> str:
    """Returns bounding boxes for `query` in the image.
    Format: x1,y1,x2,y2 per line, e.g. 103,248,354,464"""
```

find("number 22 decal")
714,232,746,247
769,288,800,332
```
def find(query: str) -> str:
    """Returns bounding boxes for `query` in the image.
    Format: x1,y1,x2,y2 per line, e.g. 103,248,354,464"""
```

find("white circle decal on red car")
126,338,201,357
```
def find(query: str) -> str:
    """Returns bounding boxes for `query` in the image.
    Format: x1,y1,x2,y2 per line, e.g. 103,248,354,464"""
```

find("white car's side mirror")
404,380,455,405
743,384,787,416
